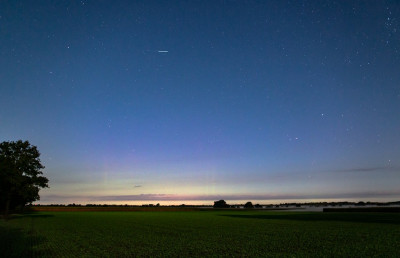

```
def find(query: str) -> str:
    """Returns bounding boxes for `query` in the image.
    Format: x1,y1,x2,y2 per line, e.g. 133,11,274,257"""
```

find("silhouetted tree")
213,200,230,208
0,140,49,219
244,202,254,208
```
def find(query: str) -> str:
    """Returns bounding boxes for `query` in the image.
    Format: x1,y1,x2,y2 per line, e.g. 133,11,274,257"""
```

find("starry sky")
1,1,400,205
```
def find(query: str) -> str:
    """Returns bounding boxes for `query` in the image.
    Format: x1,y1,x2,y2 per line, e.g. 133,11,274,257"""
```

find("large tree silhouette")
213,200,230,208
0,140,49,219
244,201,254,208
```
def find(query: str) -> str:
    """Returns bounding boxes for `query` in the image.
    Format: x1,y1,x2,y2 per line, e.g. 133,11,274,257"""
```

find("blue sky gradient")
1,1,400,204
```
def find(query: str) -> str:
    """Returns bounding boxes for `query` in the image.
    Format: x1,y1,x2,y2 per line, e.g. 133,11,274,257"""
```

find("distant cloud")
89,191,400,202
134,185,142,188
333,166,398,173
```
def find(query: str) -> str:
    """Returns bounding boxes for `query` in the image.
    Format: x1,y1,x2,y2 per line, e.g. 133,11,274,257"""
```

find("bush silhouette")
213,200,230,208
244,202,254,208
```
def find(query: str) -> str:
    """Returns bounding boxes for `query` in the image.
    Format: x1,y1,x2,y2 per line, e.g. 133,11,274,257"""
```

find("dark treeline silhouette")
29,200,400,209
211,200,400,209
31,203,213,208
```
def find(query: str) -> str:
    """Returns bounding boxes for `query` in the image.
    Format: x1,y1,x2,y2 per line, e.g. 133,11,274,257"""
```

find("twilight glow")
1,1,400,205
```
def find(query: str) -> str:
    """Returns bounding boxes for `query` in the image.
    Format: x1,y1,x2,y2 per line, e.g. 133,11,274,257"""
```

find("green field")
1,210,400,257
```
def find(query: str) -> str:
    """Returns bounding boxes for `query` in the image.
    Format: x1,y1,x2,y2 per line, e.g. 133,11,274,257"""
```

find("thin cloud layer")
333,166,398,173
39,191,400,203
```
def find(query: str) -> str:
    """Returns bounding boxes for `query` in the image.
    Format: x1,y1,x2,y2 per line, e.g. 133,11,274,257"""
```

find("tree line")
213,200,257,208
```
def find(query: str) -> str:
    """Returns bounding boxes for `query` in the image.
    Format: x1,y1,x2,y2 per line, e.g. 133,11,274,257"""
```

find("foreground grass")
1,210,400,257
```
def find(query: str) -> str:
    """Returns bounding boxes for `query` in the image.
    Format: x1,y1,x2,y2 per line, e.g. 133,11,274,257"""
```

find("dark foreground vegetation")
1,210,400,257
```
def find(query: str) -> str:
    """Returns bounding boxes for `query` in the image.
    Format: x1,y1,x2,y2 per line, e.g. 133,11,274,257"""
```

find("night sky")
1,1,400,205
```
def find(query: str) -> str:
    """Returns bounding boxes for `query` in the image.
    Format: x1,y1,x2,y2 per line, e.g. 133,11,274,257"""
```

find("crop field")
1,210,400,257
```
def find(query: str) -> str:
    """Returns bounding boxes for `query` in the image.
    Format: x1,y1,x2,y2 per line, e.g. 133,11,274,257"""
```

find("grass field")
1,210,400,257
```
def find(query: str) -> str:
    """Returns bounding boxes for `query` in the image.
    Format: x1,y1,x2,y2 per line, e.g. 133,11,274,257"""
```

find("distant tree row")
213,200,256,208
